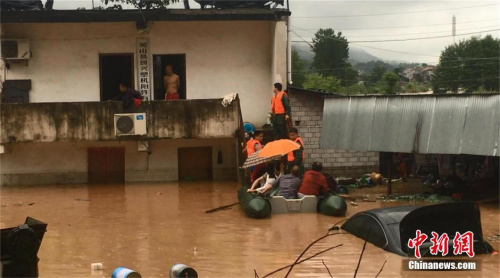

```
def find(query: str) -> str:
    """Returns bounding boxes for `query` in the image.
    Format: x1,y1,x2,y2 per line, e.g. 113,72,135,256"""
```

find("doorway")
178,147,213,181
100,54,134,101
153,54,186,100
88,147,125,184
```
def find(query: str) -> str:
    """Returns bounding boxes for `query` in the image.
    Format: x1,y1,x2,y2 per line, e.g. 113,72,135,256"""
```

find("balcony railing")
0,98,241,143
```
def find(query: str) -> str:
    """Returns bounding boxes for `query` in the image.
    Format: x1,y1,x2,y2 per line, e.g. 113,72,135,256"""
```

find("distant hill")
348,47,382,64
292,43,314,66
292,43,420,74
292,43,381,65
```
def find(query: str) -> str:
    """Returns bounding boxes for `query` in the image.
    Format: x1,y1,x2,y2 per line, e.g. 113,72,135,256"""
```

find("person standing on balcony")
164,65,180,100
270,83,291,140
109,82,143,108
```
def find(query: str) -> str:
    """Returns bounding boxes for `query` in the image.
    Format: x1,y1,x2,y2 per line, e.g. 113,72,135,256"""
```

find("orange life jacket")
271,91,286,114
247,139,262,156
288,137,304,162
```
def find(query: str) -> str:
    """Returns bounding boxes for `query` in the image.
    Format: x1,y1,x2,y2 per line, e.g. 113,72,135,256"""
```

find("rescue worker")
287,128,304,178
270,83,291,140
243,131,264,177
244,131,264,157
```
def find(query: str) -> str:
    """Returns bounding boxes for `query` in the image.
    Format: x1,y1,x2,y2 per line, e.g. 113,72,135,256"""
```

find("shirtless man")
164,65,180,100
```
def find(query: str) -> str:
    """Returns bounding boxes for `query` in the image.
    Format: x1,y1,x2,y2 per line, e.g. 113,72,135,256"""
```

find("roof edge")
1,8,291,24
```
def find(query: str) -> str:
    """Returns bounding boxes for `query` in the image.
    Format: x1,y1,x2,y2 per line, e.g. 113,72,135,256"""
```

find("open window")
99,54,134,101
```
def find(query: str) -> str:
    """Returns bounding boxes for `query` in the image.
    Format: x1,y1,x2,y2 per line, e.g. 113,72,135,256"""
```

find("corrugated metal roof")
320,94,500,156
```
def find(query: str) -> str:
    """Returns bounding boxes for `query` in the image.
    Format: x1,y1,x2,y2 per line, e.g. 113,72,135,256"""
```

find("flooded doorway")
99,54,134,101
87,147,125,184
178,147,212,181
153,54,186,100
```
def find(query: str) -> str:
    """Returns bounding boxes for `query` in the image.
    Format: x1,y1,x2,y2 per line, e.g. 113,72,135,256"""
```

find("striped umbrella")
242,150,283,169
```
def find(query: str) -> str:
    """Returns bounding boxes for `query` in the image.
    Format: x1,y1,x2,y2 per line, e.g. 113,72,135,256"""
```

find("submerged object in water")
237,187,271,219
318,195,347,216
1,217,47,278
342,202,494,257
112,267,142,278
170,264,198,278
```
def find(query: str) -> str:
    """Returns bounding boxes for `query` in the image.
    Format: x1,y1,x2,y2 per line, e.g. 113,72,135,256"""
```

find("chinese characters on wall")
136,37,151,101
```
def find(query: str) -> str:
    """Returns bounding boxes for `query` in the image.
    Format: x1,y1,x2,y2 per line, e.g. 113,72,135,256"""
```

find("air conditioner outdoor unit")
1,39,31,60
114,113,147,136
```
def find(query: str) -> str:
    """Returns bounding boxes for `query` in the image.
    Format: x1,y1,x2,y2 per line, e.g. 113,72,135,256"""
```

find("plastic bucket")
169,264,198,278
111,267,142,278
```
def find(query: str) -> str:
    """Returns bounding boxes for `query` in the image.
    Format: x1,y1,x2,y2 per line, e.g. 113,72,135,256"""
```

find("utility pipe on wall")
286,15,292,86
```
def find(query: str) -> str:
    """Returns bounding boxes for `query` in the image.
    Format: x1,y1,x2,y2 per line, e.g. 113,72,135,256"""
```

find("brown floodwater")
1,181,499,278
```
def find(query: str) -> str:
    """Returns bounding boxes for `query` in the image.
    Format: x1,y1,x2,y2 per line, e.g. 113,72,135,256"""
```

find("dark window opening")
99,54,134,101
153,54,186,100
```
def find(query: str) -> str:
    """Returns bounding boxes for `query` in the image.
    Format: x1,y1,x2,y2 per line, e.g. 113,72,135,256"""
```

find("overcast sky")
50,0,500,63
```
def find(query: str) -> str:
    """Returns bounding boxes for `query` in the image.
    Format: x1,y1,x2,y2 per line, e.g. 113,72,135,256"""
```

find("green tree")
382,72,400,94
302,73,342,92
368,65,387,83
291,49,307,88
340,84,368,95
432,35,499,93
102,0,178,9
310,28,357,86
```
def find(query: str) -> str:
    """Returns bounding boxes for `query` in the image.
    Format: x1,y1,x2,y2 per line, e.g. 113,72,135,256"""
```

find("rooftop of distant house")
0,8,291,24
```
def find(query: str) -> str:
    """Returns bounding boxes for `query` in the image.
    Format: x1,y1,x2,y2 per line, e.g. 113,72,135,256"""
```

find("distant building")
401,65,435,83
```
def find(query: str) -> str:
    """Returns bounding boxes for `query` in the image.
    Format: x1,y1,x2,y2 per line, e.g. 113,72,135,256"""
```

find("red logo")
408,230,428,259
430,232,450,256
453,231,475,258
408,231,475,258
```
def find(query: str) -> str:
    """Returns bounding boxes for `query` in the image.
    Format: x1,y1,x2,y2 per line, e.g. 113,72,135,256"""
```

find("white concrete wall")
0,138,237,185
271,21,287,87
3,20,287,126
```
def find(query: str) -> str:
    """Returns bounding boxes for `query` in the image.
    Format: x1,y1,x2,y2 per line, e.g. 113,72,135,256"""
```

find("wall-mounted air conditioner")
114,113,147,136
1,39,31,60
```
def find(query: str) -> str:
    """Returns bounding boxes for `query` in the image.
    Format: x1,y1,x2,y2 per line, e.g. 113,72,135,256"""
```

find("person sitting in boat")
247,163,282,194
276,165,302,199
298,162,330,198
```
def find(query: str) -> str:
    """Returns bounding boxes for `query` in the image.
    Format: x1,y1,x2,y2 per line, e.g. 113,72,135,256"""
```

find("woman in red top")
298,162,330,197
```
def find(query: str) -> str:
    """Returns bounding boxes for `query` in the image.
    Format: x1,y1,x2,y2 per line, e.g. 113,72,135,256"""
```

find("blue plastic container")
111,267,142,278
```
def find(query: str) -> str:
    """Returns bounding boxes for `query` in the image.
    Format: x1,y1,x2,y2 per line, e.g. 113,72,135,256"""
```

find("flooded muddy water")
1,182,499,277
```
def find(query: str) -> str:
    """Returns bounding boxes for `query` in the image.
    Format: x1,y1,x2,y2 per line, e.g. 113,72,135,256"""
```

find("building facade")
0,9,291,185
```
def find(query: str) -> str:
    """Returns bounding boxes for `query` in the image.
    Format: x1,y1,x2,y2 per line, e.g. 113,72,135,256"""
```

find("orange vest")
271,91,286,114
247,139,262,156
288,137,304,162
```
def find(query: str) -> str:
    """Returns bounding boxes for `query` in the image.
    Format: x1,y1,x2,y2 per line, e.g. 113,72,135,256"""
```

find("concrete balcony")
0,98,241,144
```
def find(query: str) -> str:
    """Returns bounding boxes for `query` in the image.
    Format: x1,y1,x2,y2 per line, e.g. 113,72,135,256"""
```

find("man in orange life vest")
271,83,291,140
287,128,305,177
245,131,263,157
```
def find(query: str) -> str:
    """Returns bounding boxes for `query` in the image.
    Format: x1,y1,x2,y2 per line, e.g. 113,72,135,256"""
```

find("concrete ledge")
125,170,177,182
2,168,238,185
1,172,87,186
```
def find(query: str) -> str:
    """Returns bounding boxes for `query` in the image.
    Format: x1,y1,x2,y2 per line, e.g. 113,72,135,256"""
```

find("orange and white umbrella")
258,139,300,158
